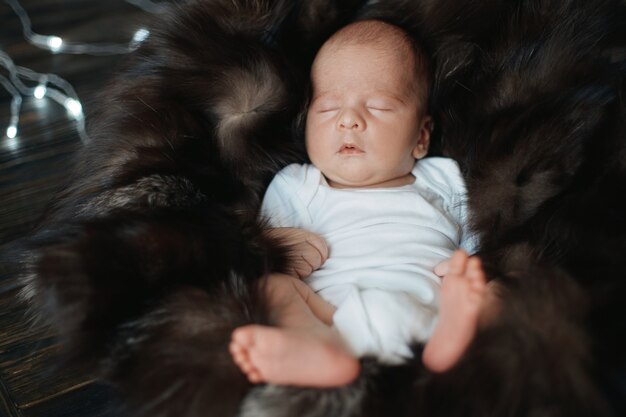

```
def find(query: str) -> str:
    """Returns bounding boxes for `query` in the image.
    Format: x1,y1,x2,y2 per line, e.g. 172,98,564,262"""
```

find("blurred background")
1,1,170,416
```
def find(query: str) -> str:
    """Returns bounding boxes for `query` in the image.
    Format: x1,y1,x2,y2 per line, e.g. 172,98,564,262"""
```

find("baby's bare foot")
422,251,486,372
230,324,359,387
229,332,263,383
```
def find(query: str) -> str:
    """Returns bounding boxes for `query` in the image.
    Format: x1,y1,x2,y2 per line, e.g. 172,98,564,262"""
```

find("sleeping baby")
229,19,498,387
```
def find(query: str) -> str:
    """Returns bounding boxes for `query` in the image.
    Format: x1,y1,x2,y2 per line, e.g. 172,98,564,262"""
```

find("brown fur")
9,0,626,416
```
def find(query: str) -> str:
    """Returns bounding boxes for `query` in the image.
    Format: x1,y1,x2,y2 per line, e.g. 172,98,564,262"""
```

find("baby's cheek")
306,144,329,173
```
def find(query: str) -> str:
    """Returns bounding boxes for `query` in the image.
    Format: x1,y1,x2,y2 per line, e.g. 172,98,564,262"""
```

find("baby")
229,20,496,387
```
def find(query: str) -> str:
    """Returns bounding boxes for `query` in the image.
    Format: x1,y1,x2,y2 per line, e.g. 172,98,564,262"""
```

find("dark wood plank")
0,106,79,245
0,377,22,417
20,382,122,417
0,288,94,408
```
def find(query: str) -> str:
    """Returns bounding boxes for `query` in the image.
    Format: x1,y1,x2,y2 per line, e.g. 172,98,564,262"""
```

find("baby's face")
306,43,430,188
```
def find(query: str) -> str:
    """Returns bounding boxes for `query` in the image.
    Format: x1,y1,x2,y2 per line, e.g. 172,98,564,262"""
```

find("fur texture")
13,0,626,416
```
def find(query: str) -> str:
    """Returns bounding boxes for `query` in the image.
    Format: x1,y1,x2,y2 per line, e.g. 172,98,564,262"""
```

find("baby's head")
306,20,432,188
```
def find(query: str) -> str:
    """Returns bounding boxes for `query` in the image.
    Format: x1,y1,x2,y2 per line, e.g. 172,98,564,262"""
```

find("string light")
0,74,22,142
3,0,159,55
1,50,89,142
130,28,151,50
33,84,47,100
64,98,83,118
45,36,63,53
1,0,167,142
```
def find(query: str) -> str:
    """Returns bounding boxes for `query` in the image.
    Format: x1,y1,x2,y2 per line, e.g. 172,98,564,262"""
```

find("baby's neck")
326,173,416,189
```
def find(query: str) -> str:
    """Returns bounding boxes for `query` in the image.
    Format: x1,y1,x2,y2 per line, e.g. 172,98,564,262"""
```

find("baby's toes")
447,250,469,276
229,342,244,362
240,358,258,375
466,258,487,294
247,368,263,383
232,325,257,347
434,260,450,277
229,338,251,364
467,257,484,277
229,340,263,381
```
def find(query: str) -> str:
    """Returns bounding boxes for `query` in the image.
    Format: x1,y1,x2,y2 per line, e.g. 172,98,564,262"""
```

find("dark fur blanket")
17,0,626,416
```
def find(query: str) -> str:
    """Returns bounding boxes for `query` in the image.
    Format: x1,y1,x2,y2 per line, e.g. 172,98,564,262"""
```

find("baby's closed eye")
317,107,340,113
366,99,395,112
311,97,341,113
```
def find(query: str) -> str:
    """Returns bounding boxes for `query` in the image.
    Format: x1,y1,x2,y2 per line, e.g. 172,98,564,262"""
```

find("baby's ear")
412,116,432,159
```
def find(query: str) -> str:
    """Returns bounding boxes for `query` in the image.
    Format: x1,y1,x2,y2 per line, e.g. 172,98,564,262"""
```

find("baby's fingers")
291,257,314,279
305,233,329,264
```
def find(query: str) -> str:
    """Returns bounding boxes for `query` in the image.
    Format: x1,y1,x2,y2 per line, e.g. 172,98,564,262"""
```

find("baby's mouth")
338,143,364,154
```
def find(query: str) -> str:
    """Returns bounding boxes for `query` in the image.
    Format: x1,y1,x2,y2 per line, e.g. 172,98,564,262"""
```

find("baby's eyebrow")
367,93,408,105
310,93,340,104
309,90,412,107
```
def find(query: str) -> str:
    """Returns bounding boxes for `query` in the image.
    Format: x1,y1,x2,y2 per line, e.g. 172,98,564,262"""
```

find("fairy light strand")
0,50,89,142
4,0,160,55
1,0,167,142
0,75,22,141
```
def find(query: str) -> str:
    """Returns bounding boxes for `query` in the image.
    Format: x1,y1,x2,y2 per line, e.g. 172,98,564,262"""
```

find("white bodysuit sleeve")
260,164,310,228
455,191,479,254
448,164,479,254
418,157,479,254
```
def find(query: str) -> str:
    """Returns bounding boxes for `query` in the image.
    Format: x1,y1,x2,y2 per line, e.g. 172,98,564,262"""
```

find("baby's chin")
323,168,415,189
319,165,363,186
323,172,388,189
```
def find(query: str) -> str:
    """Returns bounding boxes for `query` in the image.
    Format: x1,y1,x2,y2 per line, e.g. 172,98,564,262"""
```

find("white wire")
1,49,88,142
0,74,22,138
3,0,160,55
1,0,168,141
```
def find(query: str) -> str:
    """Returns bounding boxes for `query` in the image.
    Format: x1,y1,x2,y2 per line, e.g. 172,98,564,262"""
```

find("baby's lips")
338,143,364,153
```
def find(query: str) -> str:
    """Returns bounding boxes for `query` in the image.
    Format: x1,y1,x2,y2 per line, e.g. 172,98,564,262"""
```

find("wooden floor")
0,1,161,416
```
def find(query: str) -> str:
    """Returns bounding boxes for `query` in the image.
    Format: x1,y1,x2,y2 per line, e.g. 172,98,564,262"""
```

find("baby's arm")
265,228,329,279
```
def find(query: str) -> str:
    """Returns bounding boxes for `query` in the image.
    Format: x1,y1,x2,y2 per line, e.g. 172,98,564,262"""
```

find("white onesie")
261,157,477,364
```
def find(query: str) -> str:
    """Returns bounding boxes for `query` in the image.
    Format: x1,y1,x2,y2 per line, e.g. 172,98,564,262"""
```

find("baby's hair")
322,20,432,111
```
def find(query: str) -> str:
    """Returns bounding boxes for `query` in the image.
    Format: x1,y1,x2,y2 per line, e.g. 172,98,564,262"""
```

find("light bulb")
47,36,63,52
133,28,150,43
34,85,47,99
6,125,17,139
64,98,83,118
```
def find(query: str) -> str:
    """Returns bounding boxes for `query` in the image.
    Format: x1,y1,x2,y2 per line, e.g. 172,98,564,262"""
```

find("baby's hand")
266,228,329,279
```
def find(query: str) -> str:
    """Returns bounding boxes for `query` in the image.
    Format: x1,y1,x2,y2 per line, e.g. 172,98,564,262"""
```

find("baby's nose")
337,109,365,130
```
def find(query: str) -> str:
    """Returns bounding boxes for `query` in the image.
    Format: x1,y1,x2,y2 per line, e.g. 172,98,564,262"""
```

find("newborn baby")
229,20,496,387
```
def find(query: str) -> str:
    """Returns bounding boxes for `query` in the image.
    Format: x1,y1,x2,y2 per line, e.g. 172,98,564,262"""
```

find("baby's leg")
230,274,360,387
422,250,488,373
